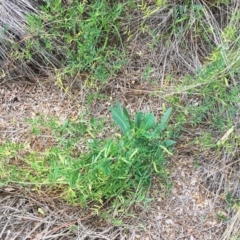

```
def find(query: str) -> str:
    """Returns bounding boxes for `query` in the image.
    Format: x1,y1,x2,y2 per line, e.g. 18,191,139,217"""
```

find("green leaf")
123,106,131,123
142,132,155,139
141,113,155,131
134,112,143,128
153,108,172,135
162,139,176,147
111,102,131,135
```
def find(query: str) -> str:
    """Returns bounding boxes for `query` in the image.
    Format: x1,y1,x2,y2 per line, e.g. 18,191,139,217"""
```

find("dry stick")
221,209,240,240
205,158,240,180
119,80,215,96
48,213,94,234
50,187,127,234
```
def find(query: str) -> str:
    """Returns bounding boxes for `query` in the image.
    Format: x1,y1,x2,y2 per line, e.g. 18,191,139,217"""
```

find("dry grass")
0,0,61,81
222,209,240,240
0,187,120,240
122,0,239,88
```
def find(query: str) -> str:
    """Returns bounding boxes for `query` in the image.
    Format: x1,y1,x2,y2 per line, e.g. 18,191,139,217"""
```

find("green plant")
0,104,174,213
61,103,175,207
0,141,24,184
10,0,126,85
217,211,229,221
142,64,154,80
168,5,240,131
226,192,240,208
86,93,110,105
193,161,201,170
111,102,173,141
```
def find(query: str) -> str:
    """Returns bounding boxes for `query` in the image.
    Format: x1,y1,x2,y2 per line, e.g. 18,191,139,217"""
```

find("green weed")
168,11,240,132
0,104,174,214
217,211,229,221
0,142,24,185
11,0,126,85
142,64,154,80
226,192,240,208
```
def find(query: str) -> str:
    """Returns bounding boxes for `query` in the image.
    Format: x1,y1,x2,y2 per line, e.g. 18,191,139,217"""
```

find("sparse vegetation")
0,0,240,239
1,0,126,84
0,104,174,212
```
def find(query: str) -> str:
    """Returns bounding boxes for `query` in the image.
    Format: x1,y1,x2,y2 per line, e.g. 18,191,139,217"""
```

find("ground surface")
1,0,240,238
1,77,239,240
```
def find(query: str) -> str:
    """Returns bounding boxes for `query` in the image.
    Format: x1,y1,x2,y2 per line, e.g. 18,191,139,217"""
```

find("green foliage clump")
0,104,174,211
12,0,125,84
167,9,240,155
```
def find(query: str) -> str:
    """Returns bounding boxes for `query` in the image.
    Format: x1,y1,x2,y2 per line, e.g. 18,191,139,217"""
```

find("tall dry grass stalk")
0,0,38,78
